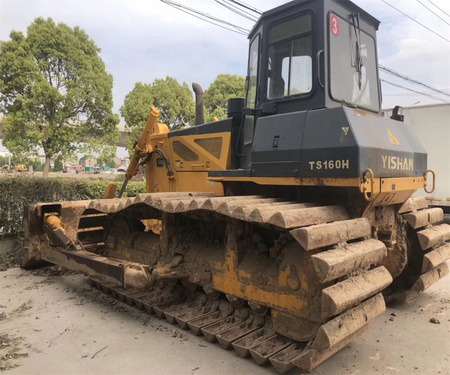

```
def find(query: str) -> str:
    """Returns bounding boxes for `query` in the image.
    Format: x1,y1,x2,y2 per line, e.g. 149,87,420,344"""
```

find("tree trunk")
43,155,51,178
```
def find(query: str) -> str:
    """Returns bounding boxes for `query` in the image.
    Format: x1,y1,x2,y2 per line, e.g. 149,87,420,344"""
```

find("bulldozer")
22,0,450,372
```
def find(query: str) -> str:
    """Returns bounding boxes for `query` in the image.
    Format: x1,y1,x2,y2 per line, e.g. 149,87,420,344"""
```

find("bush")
0,176,146,240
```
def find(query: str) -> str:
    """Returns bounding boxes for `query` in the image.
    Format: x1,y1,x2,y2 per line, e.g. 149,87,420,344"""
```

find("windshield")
329,13,380,112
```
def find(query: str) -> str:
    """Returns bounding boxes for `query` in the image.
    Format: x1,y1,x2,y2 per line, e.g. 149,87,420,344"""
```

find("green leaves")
120,77,195,154
0,18,119,177
120,74,246,156
204,74,246,121
121,77,195,129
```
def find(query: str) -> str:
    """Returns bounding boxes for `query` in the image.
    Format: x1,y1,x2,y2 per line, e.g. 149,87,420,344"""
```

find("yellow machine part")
144,130,231,196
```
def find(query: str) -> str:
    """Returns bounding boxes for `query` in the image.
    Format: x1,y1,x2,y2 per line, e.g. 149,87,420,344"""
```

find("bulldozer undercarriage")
23,193,450,373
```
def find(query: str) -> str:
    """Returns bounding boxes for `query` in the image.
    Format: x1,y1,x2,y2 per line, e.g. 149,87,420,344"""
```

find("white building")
385,103,450,204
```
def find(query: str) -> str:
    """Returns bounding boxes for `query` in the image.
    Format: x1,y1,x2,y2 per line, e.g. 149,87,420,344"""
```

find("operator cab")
246,0,380,116
209,0,426,186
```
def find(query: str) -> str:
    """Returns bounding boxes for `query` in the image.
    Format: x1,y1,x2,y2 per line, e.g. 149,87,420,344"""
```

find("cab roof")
249,0,380,38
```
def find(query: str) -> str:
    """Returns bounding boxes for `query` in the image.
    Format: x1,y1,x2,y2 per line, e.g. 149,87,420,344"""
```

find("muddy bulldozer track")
24,193,450,373
88,277,382,374
388,198,450,303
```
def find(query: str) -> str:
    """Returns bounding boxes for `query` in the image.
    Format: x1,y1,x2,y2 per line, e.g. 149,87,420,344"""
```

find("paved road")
1,266,449,375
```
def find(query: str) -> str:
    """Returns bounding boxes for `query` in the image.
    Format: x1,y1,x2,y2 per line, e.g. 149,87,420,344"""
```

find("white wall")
386,104,450,199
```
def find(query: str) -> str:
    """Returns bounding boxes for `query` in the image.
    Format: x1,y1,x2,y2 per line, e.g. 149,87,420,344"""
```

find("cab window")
267,14,313,100
329,13,380,112
246,34,260,109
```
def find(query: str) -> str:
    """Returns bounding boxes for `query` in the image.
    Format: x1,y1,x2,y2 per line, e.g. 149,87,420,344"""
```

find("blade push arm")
117,106,160,198
126,106,160,180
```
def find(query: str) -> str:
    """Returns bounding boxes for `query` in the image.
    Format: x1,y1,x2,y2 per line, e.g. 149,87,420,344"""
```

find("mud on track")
0,265,449,375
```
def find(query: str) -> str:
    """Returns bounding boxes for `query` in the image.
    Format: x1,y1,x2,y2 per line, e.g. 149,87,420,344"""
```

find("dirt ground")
0,265,449,375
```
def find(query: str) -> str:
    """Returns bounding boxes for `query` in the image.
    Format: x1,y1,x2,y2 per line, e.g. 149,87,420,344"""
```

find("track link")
388,197,450,302
88,277,385,374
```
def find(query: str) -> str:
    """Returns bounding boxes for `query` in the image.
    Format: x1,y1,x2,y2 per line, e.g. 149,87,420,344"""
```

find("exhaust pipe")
192,82,205,125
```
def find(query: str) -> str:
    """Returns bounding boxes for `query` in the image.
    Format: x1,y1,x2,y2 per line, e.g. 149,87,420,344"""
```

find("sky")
0,0,450,156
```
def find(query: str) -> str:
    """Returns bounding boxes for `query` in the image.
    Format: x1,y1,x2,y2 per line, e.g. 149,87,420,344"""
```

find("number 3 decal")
331,15,340,36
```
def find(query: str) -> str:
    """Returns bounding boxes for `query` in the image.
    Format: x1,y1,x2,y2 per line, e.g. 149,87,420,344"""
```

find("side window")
246,35,260,109
194,137,223,159
172,141,198,161
267,14,312,100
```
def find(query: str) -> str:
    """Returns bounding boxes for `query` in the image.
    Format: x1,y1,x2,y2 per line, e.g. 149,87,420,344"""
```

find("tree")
204,74,246,121
106,159,116,169
120,77,195,154
25,158,44,172
52,158,63,172
0,18,119,177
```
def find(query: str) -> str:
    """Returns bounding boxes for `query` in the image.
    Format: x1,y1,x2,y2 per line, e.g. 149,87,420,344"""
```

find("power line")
380,79,449,102
228,0,262,15
160,0,249,35
161,0,449,104
427,0,450,19
379,65,450,97
384,90,450,96
383,86,450,96
215,0,259,22
417,0,450,27
380,0,450,43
